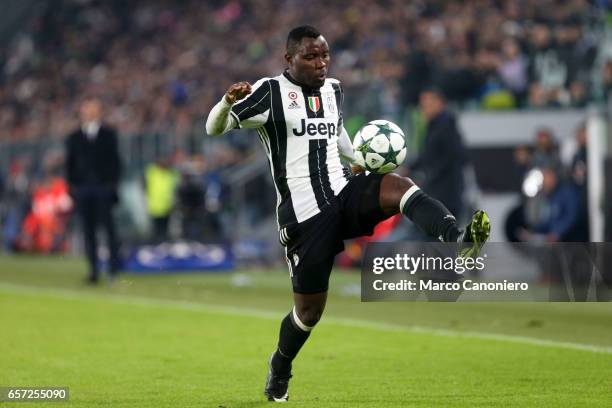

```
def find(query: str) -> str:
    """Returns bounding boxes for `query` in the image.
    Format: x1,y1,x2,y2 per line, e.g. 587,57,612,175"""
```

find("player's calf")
383,174,491,255
380,173,461,242
266,306,320,402
271,305,319,374
399,184,461,242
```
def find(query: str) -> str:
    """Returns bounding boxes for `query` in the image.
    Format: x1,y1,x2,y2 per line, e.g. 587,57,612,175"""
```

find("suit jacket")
65,124,122,192
413,110,466,215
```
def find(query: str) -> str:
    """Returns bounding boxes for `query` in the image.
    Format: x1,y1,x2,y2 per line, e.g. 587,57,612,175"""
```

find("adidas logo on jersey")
288,100,300,109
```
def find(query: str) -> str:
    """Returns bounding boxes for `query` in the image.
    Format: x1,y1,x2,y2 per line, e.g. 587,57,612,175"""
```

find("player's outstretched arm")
205,82,252,136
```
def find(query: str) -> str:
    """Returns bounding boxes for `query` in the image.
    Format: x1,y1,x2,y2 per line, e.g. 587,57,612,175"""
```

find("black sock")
271,310,311,374
400,187,461,242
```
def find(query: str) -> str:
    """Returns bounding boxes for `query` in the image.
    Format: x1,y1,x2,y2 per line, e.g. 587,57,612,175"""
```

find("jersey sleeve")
230,78,271,129
337,126,355,163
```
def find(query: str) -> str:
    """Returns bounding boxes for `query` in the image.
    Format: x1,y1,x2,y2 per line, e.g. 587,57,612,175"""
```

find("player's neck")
283,70,319,91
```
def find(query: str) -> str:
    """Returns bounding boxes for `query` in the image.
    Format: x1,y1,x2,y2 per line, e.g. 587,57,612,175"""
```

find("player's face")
286,36,330,88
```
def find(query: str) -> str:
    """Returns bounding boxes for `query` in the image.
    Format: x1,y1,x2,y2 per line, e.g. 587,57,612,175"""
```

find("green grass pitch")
0,256,611,407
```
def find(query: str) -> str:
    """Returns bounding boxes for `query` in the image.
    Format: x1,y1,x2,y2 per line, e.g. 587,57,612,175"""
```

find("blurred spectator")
569,122,589,241
177,165,205,241
513,144,533,179
506,127,566,242
532,127,563,174
519,166,584,242
412,88,466,219
201,170,225,241
528,24,567,96
510,127,562,176
600,59,612,101
1,158,32,251
17,152,72,253
568,81,588,107
0,170,4,203
571,123,588,188
528,83,554,108
65,98,122,284
557,22,597,90
145,157,178,243
497,38,528,105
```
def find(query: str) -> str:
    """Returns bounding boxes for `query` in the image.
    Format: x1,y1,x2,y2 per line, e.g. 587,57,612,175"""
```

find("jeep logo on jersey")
307,96,321,113
292,118,337,138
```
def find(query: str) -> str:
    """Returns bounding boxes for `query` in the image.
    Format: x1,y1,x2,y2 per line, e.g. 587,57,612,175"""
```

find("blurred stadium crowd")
0,0,609,255
1,0,611,142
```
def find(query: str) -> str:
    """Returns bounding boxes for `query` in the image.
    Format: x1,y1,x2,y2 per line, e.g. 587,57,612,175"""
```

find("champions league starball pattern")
352,120,407,174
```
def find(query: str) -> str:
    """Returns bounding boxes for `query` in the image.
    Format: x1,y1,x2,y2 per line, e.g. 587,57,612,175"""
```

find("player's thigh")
289,253,335,296
284,208,343,295
341,173,392,239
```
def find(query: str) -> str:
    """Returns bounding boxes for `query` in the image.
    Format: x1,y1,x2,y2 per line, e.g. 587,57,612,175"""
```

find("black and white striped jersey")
230,71,350,228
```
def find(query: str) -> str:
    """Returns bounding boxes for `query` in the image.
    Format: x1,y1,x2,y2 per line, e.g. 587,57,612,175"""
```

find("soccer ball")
352,120,407,174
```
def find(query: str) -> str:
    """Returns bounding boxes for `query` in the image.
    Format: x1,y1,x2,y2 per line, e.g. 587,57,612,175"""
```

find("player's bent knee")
292,305,322,331
382,172,414,190
380,173,416,213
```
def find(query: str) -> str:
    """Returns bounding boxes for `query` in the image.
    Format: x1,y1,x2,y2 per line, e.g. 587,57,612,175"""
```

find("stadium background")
0,1,611,406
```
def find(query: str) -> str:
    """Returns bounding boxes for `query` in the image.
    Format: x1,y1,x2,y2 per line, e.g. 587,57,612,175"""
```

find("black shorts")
280,173,390,294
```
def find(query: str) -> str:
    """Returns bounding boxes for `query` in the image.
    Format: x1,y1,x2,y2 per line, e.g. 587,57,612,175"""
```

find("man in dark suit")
66,98,122,284
413,87,467,219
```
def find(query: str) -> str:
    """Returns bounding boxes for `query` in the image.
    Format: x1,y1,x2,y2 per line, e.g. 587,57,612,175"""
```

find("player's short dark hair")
286,25,321,55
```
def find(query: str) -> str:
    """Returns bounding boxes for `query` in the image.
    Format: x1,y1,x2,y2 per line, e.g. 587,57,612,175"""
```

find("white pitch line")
1,282,611,355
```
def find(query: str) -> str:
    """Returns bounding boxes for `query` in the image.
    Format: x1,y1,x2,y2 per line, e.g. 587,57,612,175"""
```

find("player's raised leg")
379,173,490,255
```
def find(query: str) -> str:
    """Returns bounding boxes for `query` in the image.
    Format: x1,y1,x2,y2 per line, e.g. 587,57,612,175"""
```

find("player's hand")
224,82,252,104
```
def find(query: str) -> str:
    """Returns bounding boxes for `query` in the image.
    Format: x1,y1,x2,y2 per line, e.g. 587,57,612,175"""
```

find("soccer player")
206,25,490,402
